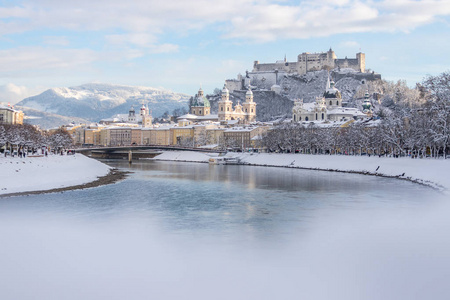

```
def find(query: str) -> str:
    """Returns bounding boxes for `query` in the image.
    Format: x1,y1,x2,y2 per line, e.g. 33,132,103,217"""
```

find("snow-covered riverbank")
154,151,450,194
0,154,111,196
2,150,448,196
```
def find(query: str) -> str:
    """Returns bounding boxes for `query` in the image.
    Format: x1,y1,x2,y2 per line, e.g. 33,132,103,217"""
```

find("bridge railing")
76,144,225,153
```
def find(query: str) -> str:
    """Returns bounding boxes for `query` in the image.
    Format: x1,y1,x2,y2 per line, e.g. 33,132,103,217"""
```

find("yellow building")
223,126,268,150
141,126,173,146
154,127,172,145
131,128,142,145
0,105,24,125
170,126,194,146
71,125,104,146
100,127,110,146
206,128,226,145
84,128,102,146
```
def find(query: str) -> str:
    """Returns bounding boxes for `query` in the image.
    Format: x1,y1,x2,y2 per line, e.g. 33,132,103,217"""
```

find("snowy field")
0,153,111,195
155,151,450,194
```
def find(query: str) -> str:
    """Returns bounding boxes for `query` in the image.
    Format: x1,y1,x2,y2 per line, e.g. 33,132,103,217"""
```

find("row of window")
220,107,254,113
293,113,325,122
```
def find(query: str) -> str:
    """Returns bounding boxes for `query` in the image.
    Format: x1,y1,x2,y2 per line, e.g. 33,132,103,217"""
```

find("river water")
1,160,449,300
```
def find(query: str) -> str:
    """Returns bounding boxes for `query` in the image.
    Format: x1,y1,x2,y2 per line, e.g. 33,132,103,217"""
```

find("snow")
0,153,111,195
336,68,358,74
153,151,450,194
3,150,448,196
154,151,214,162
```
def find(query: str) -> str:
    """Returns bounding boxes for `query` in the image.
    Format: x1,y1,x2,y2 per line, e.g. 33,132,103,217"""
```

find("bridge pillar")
128,150,132,163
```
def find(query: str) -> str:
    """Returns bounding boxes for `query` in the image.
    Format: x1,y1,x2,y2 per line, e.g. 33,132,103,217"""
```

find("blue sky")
1,0,450,103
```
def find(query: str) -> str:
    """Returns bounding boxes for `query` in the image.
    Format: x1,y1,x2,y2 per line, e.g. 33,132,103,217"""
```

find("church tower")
191,87,211,116
218,84,233,121
128,106,136,123
243,87,256,123
140,103,152,127
324,74,342,109
362,90,372,115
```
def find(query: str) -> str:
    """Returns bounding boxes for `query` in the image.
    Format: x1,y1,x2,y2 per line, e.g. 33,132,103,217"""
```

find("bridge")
76,145,223,160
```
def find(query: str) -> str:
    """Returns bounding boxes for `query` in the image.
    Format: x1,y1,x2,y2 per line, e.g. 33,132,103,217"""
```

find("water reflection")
0,160,447,300
1,160,438,234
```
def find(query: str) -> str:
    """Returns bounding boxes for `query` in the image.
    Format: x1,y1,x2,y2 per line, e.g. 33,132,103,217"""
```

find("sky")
1,0,450,104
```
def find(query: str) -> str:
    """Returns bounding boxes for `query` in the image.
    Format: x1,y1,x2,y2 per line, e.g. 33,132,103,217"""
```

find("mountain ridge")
17,83,190,127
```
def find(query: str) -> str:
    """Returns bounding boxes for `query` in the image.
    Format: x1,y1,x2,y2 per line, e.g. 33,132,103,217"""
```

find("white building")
293,76,368,123
100,103,152,127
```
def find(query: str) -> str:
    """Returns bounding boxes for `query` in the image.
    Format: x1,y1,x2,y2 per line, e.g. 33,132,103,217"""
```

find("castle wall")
225,79,242,92
248,71,287,88
253,61,289,73
252,50,365,76
332,71,381,82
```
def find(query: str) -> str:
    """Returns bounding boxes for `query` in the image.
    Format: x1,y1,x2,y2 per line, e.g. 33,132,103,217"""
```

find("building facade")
293,76,368,123
253,48,365,76
190,88,211,116
218,85,256,123
0,105,24,125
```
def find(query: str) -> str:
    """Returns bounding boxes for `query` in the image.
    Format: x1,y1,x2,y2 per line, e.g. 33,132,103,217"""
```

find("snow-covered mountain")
17,83,190,123
18,106,90,129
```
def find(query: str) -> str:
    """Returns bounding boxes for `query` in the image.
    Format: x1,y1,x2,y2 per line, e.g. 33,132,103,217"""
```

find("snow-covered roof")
328,107,365,116
226,119,239,125
197,114,219,120
177,113,198,120
299,120,348,128
0,106,22,113
198,144,219,149
224,126,258,132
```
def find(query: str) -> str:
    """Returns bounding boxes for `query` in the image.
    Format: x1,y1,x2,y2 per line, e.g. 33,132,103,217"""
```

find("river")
0,160,448,300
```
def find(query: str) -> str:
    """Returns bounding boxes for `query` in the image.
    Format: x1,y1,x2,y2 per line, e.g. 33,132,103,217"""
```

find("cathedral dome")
324,83,341,99
246,88,253,96
193,94,210,107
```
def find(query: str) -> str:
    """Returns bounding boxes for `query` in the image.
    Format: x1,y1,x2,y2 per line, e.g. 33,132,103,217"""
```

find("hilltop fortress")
226,48,368,92
254,48,365,75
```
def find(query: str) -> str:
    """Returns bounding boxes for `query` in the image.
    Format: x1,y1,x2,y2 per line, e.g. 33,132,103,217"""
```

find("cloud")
105,33,158,48
339,41,361,48
0,83,45,104
43,36,70,46
226,0,450,41
0,47,98,75
1,1,449,44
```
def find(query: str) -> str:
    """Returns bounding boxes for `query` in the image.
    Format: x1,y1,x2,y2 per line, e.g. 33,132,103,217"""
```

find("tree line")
0,124,73,154
260,71,450,158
